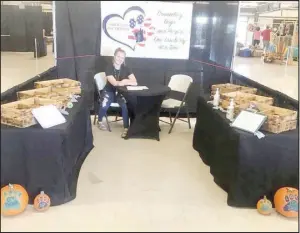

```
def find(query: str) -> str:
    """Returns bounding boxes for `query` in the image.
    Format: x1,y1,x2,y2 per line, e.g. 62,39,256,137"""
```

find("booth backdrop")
55,1,239,112
1,5,47,55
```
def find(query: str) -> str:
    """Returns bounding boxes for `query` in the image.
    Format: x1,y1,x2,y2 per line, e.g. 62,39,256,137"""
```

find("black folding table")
1,96,94,206
118,85,170,141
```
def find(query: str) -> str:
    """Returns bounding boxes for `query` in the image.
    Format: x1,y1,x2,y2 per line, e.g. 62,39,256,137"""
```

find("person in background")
97,48,137,138
253,26,261,47
261,25,272,50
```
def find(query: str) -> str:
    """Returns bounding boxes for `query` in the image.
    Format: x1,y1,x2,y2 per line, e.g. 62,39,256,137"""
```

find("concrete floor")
0,49,299,232
1,45,55,93
233,56,298,100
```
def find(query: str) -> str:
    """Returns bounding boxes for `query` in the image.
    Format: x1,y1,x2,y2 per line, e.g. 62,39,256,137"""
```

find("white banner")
100,1,193,59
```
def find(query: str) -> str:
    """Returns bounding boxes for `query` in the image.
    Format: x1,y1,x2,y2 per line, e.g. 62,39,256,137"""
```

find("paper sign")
100,1,193,59
127,86,149,91
231,110,267,134
32,105,66,129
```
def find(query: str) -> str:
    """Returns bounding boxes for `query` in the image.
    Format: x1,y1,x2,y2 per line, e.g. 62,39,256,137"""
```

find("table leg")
126,95,165,140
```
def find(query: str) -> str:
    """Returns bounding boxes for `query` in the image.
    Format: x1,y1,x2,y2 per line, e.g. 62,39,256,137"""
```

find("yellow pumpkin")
257,195,273,215
274,187,298,218
1,184,29,216
33,191,51,212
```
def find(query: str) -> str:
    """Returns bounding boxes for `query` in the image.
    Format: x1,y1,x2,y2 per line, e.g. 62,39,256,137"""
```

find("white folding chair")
160,74,193,134
93,72,122,131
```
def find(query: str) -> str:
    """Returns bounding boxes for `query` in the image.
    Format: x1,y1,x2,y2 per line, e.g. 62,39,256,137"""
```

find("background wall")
43,12,53,36
259,9,298,17
55,1,239,112
1,5,44,52
239,4,298,47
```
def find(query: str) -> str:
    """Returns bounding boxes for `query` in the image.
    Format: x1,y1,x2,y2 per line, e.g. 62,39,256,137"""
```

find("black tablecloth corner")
193,96,299,208
118,85,171,141
1,95,94,206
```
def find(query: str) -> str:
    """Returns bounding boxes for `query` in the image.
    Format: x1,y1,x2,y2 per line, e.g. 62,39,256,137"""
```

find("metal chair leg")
168,110,172,123
185,106,191,129
105,115,112,132
115,115,118,121
94,102,99,125
168,107,181,134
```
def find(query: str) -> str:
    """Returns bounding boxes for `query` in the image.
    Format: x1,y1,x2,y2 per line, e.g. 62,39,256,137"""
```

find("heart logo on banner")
103,6,153,51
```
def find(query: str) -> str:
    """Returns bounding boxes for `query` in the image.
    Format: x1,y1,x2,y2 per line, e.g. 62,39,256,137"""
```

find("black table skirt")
193,96,299,207
1,96,94,206
118,85,170,141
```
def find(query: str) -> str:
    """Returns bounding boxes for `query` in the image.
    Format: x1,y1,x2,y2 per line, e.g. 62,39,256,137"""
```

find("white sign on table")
126,86,148,91
231,110,267,134
100,1,193,59
32,105,66,129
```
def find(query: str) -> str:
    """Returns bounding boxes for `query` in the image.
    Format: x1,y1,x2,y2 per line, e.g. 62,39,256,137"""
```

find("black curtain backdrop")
24,6,44,53
1,5,14,51
55,1,239,111
43,12,53,36
1,5,44,53
1,5,27,52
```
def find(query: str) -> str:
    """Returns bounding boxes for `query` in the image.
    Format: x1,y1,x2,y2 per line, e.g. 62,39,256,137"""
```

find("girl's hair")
114,47,126,56
256,27,260,31
112,47,126,65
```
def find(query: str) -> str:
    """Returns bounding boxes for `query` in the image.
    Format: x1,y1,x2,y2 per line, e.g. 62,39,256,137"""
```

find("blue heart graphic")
102,6,145,51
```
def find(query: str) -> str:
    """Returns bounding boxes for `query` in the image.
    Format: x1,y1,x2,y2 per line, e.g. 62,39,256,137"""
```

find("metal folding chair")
160,74,193,134
93,72,122,132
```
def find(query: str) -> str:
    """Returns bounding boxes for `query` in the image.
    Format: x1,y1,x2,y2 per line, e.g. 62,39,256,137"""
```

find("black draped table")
193,96,299,207
1,95,94,206
118,84,171,141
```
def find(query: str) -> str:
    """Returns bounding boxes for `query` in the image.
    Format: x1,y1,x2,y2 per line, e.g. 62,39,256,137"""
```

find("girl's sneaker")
97,121,108,131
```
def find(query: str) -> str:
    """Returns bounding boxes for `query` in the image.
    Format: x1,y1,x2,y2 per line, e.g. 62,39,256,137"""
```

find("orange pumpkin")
274,187,298,218
33,191,51,212
1,183,29,216
257,195,273,215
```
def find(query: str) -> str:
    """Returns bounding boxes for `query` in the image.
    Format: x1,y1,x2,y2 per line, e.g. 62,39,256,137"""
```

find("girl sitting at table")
97,47,137,138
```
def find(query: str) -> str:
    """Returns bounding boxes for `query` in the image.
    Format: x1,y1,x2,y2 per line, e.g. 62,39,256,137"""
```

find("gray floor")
233,56,298,100
1,45,55,93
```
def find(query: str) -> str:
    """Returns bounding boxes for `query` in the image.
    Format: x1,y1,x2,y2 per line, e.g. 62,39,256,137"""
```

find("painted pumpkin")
1,184,29,216
33,191,51,212
257,195,273,215
274,187,298,218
